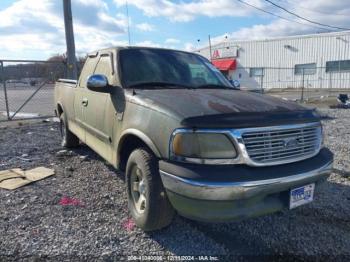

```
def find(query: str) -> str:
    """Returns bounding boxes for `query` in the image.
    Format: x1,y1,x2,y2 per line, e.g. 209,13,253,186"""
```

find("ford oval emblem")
284,138,299,148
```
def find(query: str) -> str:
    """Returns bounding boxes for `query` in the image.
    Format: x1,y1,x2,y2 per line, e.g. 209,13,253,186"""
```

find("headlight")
170,131,237,162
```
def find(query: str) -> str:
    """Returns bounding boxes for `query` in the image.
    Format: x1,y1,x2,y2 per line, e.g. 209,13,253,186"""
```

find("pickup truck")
55,47,333,231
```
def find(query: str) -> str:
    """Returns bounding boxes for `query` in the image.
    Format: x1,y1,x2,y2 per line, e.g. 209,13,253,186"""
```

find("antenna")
126,0,131,45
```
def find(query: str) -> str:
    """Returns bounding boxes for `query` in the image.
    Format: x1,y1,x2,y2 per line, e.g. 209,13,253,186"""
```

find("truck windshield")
119,48,233,89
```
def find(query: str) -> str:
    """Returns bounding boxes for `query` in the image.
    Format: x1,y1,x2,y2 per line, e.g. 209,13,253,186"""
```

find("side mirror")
87,74,112,93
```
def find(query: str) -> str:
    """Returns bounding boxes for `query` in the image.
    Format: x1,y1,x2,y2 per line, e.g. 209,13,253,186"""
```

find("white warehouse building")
197,31,350,91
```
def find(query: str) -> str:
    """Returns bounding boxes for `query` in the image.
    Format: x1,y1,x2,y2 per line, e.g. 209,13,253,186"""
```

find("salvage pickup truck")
55,47,333,231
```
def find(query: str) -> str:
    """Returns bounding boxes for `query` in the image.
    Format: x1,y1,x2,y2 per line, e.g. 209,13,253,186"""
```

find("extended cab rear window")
79,56,98,88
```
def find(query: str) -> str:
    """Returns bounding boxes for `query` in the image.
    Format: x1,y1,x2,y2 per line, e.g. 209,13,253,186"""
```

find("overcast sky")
0,0,349,60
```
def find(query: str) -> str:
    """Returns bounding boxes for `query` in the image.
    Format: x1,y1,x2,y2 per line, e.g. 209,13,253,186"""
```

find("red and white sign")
211,46,238,59
212,49,220,59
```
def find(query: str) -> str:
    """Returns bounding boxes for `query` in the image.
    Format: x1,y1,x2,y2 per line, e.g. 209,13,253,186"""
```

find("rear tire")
126,148,175,231
59,112,79,148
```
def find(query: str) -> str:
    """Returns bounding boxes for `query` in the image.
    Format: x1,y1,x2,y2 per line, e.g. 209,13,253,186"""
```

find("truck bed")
54,79,78,118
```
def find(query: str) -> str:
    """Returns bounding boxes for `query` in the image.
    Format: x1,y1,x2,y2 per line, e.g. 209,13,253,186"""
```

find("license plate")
289,183,315,209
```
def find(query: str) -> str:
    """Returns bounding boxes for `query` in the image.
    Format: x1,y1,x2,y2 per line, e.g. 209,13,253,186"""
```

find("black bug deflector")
181,109,320,128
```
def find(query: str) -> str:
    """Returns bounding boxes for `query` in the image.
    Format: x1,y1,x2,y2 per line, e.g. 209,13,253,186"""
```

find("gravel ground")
0,109,349,261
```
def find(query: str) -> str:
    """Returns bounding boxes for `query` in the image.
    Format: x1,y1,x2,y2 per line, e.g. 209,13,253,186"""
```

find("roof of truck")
88,46,195,57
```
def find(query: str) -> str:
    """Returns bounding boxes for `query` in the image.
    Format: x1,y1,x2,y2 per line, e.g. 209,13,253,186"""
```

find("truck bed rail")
57,79,78,84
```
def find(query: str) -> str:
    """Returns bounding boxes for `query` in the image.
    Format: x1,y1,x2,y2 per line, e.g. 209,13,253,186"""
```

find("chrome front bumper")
160,160,333,201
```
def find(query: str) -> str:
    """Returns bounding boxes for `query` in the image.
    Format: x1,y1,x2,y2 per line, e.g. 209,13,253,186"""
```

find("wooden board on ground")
0,167,54,190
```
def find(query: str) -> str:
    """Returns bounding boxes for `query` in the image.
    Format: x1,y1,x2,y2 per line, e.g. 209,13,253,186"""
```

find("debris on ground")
43,117,60,123
16,156,31,162
330,94,350,108
0,166,54,190
122,218,136,232
330,104,350,109
59,196,85,207
56,150,75,157
79,155,88,161
337,94,349,105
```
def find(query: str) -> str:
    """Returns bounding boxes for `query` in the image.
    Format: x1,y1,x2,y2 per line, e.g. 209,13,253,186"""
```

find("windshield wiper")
127,82,192,89
195,84,234,89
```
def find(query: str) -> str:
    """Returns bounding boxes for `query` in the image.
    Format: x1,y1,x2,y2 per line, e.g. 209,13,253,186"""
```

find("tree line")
1,54,86,82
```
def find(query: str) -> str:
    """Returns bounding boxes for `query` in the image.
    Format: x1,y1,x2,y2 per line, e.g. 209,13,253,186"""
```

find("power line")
264,0,350,31
236,0,329,32
281,0,348,17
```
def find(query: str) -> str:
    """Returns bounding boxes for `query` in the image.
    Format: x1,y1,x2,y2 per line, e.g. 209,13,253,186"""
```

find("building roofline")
199,30,350,51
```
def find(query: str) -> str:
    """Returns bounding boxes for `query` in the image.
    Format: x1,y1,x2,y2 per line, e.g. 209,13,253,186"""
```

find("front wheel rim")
130,165,147,214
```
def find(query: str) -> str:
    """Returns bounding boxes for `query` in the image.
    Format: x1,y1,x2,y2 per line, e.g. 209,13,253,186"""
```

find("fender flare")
118,128,162,158
56,101,65,116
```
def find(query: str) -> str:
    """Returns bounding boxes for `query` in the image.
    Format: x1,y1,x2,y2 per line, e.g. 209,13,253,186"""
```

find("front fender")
118,128,162,158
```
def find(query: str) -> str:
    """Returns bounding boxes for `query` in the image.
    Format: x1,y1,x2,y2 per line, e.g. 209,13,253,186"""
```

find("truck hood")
128,89,319,128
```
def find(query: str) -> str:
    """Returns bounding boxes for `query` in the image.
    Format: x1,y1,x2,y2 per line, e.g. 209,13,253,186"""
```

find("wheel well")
118,135,153,171
57,104,63,116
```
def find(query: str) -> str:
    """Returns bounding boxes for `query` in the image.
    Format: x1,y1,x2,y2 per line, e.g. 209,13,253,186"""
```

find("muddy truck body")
55,47,333,231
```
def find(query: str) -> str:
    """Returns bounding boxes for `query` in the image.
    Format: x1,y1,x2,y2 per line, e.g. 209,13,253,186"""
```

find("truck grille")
242,124,322,164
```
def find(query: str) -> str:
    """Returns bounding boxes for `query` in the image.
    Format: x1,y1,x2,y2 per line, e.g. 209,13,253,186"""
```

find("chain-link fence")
1,60,349,121
233,66,350,101
0,60,84,121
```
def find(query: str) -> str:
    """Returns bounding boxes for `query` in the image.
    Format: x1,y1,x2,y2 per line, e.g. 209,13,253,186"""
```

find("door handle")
82,98,88,107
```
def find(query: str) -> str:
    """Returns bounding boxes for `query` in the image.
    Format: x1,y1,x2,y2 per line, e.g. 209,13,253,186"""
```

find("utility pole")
63,0,77,79
208,35,213,61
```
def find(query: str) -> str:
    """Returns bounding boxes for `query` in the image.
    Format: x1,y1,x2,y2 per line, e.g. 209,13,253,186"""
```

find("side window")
189,63,219,84
79,57,98,88
326,60,350,73
295,63,316,75
94,55,114,84
250,67,264,77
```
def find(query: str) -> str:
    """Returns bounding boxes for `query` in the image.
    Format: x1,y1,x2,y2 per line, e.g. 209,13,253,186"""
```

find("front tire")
59,112,79,148
126,148,175,231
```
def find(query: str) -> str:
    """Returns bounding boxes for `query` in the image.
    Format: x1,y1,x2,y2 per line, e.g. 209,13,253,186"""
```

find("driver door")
83,53,115,162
